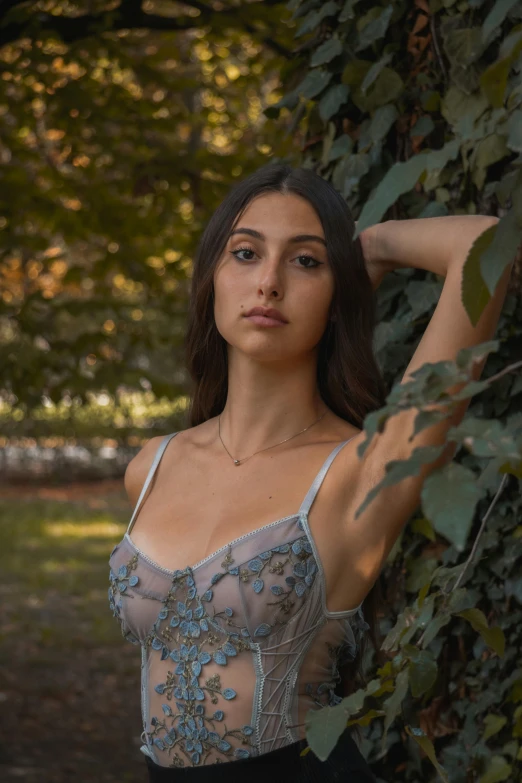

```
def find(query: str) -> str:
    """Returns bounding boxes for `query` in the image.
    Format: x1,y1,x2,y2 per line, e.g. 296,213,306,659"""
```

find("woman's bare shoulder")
123,421,216,505
123,435,170,506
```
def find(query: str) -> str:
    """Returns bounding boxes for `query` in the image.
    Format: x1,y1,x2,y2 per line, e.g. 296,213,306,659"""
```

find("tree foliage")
264,0,522,779
0,0,294,428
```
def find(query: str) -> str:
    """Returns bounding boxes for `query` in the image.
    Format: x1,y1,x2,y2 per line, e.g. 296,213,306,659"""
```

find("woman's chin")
229,340,298,364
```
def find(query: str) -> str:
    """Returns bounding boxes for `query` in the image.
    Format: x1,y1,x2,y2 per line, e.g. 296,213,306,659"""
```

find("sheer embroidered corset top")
108,432,370,769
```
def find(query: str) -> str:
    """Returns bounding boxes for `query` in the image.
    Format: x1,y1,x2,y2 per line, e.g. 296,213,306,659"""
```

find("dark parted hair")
184,162,387,719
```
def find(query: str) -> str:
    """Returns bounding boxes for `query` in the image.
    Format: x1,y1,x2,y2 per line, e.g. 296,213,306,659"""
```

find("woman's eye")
231,247,256,261
295,255,321,269
231,248,322,269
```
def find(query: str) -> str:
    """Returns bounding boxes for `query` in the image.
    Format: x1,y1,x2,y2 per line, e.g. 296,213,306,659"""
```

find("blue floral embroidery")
109,530,328,766
108,552,140,644
223,534,319,637
142,566,254,766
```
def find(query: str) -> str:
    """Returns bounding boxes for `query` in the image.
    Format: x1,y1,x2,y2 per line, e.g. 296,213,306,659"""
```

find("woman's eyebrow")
229,227,326,247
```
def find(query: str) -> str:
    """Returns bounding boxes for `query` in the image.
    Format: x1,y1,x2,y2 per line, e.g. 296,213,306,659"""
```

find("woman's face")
213,192,334,364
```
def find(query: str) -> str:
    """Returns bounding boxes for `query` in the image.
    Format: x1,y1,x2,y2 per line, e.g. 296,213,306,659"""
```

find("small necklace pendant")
234,459,241,466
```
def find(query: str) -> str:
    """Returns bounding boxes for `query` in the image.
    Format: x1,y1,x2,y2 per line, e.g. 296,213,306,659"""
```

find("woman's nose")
258,270,283,297
256,258,283,297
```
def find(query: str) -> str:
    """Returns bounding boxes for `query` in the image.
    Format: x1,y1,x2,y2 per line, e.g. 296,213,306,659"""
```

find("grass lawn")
0,480,148,783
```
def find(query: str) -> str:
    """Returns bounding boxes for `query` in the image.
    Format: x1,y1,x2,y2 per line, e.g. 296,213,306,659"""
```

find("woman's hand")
354,221,388,291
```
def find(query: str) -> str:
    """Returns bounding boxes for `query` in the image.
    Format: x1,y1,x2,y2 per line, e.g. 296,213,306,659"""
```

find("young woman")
108,163,512,781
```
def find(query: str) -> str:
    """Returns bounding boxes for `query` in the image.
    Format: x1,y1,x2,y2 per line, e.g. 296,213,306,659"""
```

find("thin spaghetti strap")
126,432,179,536
298,435,358,518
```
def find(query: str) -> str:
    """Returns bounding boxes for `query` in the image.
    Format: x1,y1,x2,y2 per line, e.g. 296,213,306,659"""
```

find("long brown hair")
184,162,387,718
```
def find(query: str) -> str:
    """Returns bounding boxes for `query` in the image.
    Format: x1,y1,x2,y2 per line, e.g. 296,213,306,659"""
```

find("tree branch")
450,473,510,596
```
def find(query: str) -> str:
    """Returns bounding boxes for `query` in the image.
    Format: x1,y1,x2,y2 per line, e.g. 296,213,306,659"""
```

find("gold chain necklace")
218,409,328,466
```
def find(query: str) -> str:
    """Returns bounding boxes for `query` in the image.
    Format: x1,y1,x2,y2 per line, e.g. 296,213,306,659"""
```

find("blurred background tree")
0,0,298,453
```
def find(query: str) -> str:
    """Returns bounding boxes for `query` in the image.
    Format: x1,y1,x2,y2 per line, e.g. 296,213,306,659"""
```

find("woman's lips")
244,314,288,327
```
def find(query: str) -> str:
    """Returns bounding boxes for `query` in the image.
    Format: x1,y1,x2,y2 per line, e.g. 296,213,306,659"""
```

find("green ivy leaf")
405,726,450,783
352,67,404,113
342,58,372,86
360,52,394,94
500,459,522,478
382,666,409,737
403,593,437,647
305,702,352,761
305,679,381,760
505,575,522,603
405,557,439,593
327,133,353,162
296,1,339,37
420,611,452,649
478,210,521,295
455,340,500,371
422,462,483,552
411,517,436,542
431,563,467,592
356,6,394,52
404,279,443,320
447,587,476,614
347,708,386,727
368,103,399,144
339,0,362,23
440,86,489,138
295,69,332,99
382,606,418,651
461,228,498,325
481,57,513,108
355,153,428,236
318,84,350,122
290,0,321,21
412,409,448,439
331,152,370,197
457,608,506,656
447,417,520,461
483,0,520,44
443,27,486,68
506,109,522,152
406,648,438,697
417,581,432,607
471,134,509,190
425,138,460,172
310,35,343,67
478,755,512,783
482,713,508,741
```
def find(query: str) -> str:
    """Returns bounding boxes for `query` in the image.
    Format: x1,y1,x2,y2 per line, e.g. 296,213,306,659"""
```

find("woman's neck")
219,354,326,456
